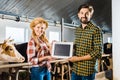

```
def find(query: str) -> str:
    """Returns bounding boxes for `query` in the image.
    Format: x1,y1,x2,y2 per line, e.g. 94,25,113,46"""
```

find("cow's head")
0,38,25,62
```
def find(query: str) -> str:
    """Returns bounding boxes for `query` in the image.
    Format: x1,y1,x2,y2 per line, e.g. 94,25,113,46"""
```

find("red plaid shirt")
27,38,51,70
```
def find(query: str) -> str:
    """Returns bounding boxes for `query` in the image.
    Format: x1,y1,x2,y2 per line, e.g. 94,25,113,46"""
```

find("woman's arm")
38,56,52,62
27,39,36,64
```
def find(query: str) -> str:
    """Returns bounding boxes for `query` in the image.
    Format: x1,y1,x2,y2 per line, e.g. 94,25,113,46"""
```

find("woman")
27,17,52,80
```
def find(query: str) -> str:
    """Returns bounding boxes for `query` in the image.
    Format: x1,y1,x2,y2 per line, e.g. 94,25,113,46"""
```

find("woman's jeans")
30,67,51,80
71,72,95,80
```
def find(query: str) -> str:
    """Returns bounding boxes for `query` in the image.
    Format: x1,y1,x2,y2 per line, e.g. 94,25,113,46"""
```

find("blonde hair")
30,17,50,50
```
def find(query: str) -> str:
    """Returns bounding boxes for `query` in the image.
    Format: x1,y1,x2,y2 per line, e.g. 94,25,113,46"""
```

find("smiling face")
78,8,92,24
33,23,46,37
30,18,48,39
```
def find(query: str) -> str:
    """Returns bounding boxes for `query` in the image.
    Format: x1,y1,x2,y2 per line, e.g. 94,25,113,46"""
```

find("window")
108,37,112,43
49,31,60,43
6,26,26,43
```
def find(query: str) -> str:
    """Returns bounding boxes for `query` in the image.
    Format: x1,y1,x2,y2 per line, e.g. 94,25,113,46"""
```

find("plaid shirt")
27,38,51,70
72,22,103,76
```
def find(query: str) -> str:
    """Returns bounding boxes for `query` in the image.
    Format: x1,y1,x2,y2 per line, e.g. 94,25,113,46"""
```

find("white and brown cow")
0,38,25,62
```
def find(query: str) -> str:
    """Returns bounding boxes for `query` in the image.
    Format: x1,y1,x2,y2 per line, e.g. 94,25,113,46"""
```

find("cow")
0,38,25,62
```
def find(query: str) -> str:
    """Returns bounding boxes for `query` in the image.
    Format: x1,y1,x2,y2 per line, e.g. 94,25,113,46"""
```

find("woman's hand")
38,56,53,62
46,56,53,60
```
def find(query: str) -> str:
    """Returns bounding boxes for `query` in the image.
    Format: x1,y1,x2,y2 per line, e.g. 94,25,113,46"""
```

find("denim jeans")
30,67,51,80
71,72,95,80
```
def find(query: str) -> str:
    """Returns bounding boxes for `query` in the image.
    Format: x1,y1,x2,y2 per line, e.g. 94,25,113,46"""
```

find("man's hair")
78,3,94,14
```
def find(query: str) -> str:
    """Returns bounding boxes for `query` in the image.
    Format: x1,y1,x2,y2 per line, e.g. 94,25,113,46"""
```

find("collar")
79,21,93,29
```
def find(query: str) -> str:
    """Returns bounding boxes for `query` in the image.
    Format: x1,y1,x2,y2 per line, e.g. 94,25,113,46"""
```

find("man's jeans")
71,72,95,80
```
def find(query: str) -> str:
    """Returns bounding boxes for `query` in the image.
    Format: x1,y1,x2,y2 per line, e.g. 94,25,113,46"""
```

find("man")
68,3,103,80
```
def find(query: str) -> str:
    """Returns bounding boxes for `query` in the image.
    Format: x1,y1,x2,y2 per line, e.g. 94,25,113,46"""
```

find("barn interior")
0,0,113,80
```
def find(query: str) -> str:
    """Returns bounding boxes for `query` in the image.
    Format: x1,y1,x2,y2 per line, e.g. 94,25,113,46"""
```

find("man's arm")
68,54,92,62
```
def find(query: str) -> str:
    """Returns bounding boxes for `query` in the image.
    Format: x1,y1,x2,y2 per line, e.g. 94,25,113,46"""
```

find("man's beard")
80,17,89,24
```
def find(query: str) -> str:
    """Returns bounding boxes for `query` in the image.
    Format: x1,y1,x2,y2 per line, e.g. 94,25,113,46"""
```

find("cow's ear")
3,37,12,43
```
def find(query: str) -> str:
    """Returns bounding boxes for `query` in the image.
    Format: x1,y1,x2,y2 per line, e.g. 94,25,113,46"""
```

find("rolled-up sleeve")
27,39,36,63
90,28,103,59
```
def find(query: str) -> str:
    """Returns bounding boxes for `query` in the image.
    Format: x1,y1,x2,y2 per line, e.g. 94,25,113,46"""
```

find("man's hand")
68,56,79,62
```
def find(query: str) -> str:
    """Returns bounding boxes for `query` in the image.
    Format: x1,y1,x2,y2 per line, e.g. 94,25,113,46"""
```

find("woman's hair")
30,17,50,50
